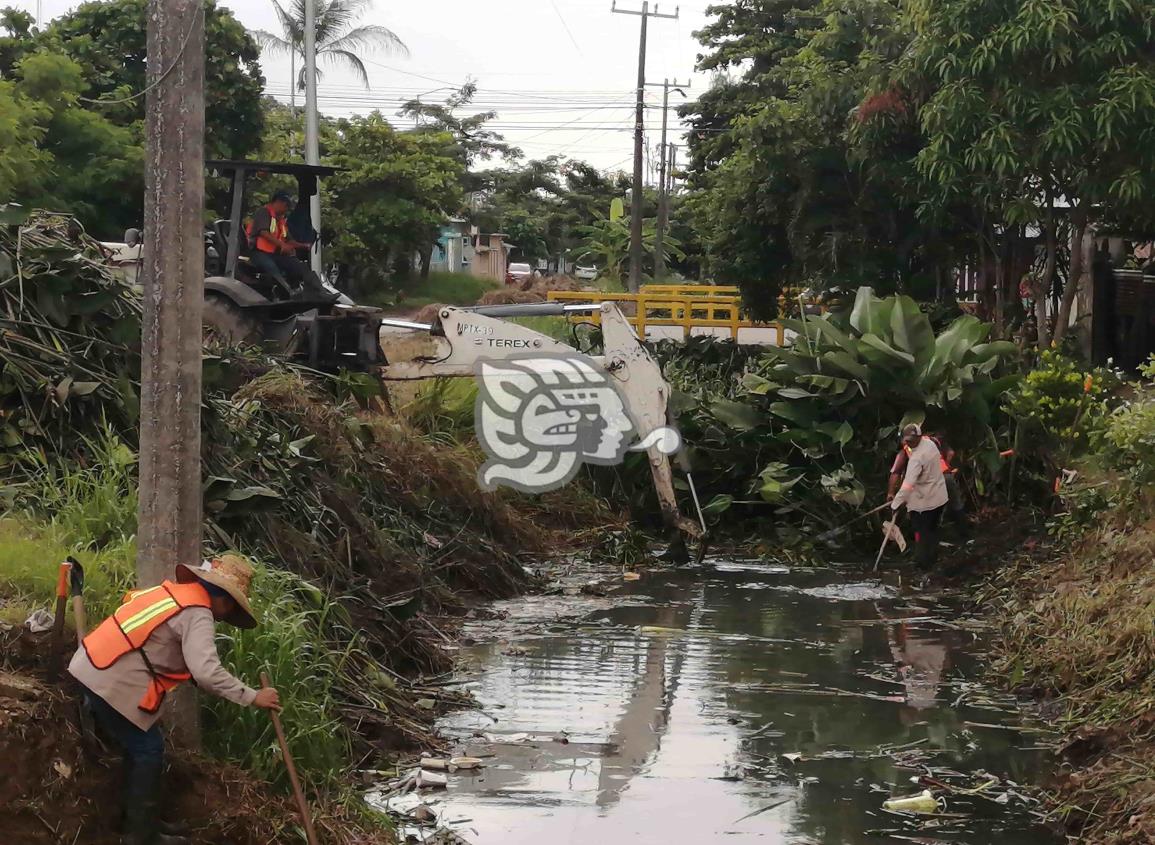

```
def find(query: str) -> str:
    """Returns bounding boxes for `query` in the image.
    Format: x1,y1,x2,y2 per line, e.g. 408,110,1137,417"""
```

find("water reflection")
393,559,1058,845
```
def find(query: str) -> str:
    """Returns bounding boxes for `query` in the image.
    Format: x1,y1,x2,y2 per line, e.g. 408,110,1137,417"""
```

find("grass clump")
205,562,358,795
0,520,135,625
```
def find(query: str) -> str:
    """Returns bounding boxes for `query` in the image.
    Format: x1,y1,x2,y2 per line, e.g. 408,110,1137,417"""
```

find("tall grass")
15,429,139,549
204,562,358,794
0,446,361,798
0,520,135,625
400,376,478,438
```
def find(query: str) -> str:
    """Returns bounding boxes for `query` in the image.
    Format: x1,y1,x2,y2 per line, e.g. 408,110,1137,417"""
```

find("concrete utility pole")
304,0,323,275
139,0,205,744
645,78,689,281
612,1,678,292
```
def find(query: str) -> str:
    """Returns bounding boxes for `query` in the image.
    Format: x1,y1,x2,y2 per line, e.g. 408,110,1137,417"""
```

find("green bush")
1004,350,1115,459
654,287,1020,532
1103,397,1155,487
1003,351,1120,501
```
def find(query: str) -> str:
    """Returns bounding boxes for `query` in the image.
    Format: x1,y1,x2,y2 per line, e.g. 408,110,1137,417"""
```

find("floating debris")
883,790,943,815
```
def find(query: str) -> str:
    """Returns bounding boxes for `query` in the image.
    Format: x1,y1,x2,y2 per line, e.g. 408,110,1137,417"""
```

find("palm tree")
252,0,408,100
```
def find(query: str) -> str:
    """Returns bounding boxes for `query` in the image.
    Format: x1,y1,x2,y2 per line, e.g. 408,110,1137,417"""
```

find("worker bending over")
245,190,334,301
69,555,280,845
887,429,969,540
890,424,949,569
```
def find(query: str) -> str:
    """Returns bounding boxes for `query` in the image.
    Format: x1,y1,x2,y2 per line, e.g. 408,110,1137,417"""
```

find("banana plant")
686,287,1020,516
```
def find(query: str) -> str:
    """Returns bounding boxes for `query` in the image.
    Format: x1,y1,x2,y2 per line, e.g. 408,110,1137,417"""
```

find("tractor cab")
205,159,343,300
200,159,382,372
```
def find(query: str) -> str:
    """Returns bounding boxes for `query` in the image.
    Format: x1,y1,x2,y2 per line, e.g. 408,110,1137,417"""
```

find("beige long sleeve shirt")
891,437,949,513
69,606,257,731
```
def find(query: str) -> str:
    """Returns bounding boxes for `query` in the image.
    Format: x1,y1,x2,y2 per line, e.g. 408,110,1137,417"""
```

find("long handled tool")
47,559,73,680
872,507,906,572
68,556,86,643
871,529,891,573
817,502,890,543
261,672,319,845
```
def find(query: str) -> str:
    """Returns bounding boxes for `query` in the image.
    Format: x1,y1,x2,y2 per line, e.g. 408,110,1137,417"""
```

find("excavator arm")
379,302,704,543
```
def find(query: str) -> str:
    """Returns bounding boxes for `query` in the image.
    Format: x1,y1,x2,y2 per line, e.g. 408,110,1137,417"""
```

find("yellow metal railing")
547,285,785,345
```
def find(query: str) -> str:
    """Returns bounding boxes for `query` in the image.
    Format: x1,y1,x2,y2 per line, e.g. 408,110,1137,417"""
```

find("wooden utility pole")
645,78,689,281
612,1,678,292
139,0,205,745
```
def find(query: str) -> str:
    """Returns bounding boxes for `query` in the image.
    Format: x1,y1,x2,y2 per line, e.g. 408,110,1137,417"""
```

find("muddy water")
384,558,1060,844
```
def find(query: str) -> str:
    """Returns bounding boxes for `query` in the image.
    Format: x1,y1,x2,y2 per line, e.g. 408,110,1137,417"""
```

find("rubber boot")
117,760,189,838
121,758,190,845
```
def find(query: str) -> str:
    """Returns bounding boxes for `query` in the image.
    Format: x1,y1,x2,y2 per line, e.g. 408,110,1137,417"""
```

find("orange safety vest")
903,438,951,474
81,580,212,714
245,205,288,254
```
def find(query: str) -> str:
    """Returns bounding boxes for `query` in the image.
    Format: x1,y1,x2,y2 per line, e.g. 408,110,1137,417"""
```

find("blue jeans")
80,685,165,767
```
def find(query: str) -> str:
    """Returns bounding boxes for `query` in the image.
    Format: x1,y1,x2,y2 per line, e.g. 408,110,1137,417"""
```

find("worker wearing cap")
68,555,281,845
887,430,970,540
890,424,949,568
245,190,333,301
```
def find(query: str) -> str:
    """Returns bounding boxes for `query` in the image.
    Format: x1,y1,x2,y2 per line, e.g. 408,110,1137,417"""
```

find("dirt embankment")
966,505,1155,844
0,628,392,845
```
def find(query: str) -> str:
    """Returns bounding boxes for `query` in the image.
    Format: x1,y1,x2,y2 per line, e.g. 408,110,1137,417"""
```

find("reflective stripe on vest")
245,205,288,254
81,580,212,713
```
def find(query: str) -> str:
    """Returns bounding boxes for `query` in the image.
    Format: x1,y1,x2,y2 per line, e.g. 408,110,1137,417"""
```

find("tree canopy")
686,0,1155,339
42,0,265,160
325,113,465,295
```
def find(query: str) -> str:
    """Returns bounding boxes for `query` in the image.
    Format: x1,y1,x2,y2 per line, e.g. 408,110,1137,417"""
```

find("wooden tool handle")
260,672,319,845
72,596,87,642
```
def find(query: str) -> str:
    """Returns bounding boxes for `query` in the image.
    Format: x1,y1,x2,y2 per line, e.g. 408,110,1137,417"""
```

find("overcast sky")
15,0,721,175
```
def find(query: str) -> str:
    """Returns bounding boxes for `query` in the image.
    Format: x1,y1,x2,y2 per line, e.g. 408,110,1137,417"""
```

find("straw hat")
175,554,258,629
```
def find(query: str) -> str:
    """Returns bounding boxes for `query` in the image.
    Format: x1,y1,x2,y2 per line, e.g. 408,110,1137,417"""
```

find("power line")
611,0,679,291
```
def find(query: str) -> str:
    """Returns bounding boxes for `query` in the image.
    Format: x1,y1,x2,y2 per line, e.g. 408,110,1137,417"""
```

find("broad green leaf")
798,373,854,395
809,316,859,355
769,400,818,425
740,373,780,395
702,493,734,515
924,315,989,385
822,350,869,380
968,340,1018,362
709,399,765,431
816,421,854,445
777,387,814,400
890,296,936,364
849,286,880,335
860,333,915,365
899,409,926,431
